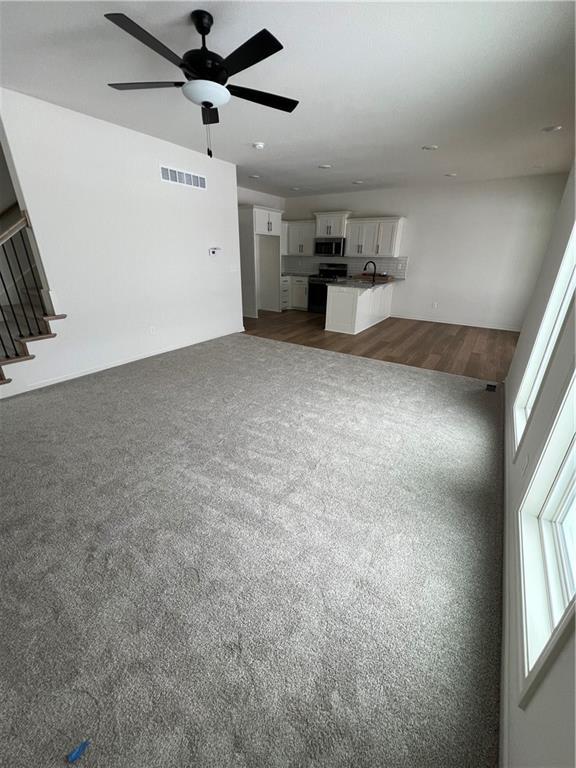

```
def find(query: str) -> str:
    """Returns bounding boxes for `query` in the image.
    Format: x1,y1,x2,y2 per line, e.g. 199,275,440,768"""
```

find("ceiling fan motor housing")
181,49,228,83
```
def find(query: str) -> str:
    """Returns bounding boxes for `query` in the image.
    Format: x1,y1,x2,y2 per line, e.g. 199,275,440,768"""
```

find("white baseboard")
0,326,245,399
391,312,521,333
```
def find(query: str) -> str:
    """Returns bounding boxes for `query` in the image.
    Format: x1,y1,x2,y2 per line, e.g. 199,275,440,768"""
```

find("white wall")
0,88,243,398
283,175,566,331
501,168,575,768
237,185,284,210
0,140,17,213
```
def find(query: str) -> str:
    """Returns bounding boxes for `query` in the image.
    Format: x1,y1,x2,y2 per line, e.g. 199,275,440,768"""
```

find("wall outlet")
432,301,439,309
209,247,222,257
149,325,156,336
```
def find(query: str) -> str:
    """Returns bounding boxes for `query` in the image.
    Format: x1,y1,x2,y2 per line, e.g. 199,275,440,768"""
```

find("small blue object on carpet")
66,740,90,763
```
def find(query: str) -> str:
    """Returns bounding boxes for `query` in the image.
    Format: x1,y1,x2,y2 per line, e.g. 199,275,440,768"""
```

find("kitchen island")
325,281,394,334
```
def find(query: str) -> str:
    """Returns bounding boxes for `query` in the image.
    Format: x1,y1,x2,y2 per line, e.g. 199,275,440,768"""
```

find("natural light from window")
519,374,576,678
514,225,576,448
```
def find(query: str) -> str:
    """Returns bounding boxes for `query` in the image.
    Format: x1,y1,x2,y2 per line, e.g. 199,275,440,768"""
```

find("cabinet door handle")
360,244,363,254
376,243,379,255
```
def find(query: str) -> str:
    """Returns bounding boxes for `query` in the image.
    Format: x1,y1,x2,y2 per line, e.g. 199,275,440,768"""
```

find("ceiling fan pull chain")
205,122,213,158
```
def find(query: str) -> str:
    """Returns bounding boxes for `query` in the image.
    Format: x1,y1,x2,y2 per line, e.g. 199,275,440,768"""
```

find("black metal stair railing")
0,205,49,363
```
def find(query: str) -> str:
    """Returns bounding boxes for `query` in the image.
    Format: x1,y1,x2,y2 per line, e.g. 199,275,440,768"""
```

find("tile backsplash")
282,254,408,279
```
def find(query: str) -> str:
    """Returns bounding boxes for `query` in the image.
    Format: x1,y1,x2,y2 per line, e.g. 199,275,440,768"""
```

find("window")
538,440,575,626
519,374,575,683
514,224,576,448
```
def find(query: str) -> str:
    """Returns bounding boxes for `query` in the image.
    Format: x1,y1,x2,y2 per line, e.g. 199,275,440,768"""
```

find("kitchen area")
238,207,407,335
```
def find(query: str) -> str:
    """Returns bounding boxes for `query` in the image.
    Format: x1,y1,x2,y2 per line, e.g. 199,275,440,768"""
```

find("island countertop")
331,279,394,290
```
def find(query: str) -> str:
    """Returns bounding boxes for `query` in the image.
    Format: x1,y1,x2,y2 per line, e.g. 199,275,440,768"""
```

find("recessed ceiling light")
318,164,332,169
444,173,457,177
352,180,364,185
291,186,300,191
541,125,563,133
249,174,261,179
422,145,439,150
252,141,265,150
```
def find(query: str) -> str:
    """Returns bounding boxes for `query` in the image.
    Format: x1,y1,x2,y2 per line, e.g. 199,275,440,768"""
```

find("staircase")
0,204,65,386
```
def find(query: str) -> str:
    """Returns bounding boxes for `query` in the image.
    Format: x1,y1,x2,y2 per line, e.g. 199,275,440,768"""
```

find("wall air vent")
160,166,207,190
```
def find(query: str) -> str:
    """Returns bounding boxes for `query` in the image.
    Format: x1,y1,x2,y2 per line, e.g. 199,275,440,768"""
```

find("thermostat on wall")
209,247,222,256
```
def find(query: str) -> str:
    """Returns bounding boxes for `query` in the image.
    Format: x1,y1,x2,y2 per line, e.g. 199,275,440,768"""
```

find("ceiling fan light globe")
181,80,231,107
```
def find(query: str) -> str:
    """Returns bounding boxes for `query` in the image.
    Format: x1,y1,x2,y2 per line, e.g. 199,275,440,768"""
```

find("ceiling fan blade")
109,81,185,90
104,13,183,69
202,106,220,125
227,84,298,113
223,29,283,77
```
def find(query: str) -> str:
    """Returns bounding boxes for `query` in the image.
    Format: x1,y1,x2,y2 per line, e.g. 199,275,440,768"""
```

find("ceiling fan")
105,9,299,153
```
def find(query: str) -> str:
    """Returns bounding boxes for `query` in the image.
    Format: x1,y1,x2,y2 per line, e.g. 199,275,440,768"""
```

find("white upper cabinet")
253,207,283,235
287,221,315,255
345,217,405,258
253,208,269,235
376,218,404,257
314,211,351,238
268,210,282,236
346,221,379,257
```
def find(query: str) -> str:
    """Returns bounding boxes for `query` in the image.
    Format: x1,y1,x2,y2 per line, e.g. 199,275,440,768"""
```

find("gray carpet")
0,334,503,768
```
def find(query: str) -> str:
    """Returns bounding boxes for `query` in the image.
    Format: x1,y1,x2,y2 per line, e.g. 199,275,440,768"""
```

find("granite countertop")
329,278,395,290
281,272,310,277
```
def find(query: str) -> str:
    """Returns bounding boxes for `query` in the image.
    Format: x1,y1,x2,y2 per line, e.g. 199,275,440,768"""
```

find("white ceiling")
0,1,573,196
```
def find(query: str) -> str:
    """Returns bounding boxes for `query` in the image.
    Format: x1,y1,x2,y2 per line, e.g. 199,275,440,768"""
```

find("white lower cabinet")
290,277,308,310
279,276,309,310
325,283,393,334
280,276,290,309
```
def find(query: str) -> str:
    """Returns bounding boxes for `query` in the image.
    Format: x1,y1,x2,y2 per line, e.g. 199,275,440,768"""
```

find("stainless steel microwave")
314,237,346,257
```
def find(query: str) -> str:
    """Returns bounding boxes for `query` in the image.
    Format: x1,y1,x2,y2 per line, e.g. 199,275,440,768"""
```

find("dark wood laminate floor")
243,311,519,382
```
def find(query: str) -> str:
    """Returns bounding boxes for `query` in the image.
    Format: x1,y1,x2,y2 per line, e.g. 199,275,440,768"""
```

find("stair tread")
0,354,35,366
19,333,56,342
43,314,67,321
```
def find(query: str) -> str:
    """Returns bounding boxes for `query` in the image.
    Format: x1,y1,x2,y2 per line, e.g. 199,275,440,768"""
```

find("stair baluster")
0,204,66,386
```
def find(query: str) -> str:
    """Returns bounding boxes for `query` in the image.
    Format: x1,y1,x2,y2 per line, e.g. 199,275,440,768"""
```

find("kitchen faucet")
363,261,377,285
